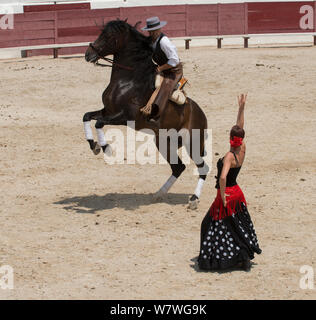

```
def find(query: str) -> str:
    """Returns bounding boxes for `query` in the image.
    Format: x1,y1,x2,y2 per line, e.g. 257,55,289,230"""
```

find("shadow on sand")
54,192,191,214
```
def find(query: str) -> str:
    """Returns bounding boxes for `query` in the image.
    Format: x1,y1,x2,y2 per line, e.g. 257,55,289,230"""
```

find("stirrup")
175,77,188,90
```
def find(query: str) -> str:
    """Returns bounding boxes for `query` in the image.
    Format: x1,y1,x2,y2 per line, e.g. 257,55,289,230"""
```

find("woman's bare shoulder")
223,151,234,162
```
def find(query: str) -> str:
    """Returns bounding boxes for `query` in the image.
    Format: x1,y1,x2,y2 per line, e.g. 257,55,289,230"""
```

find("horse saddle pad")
155,75,187,105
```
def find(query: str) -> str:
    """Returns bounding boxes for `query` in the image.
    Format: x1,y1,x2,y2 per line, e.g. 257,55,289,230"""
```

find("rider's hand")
156,66,162,73
238,93,248,108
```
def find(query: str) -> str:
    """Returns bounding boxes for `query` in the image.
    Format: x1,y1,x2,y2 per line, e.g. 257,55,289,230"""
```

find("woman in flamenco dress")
198,93,262,272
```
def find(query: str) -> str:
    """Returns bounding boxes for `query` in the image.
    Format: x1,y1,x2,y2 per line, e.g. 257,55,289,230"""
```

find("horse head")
85,19,130,63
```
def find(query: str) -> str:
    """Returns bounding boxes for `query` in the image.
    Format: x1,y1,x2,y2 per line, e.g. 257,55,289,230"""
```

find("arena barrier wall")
0,1,316,56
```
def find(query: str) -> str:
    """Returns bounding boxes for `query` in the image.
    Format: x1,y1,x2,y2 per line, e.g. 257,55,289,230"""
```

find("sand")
0,44,315,299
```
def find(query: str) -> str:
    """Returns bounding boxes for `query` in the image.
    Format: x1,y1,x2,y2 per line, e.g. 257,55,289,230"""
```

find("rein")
89,43,134,71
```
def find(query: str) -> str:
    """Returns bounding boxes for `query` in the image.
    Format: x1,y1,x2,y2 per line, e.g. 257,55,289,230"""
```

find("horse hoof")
92,142,101,155
188,196,199,210
103,144,113,161
153,190,165,201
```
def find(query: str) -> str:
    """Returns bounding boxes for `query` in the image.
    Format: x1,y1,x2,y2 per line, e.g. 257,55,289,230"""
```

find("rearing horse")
84,20,209,208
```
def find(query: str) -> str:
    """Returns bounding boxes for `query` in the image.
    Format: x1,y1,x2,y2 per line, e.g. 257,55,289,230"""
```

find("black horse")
84,19,209,208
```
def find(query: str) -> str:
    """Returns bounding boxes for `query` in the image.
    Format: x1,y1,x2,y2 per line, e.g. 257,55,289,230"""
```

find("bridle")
88,42,134,71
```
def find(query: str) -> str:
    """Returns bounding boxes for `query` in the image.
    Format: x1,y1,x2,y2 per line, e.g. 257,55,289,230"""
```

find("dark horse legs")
153,134,186,200
83,110,127,155
83,106,208,208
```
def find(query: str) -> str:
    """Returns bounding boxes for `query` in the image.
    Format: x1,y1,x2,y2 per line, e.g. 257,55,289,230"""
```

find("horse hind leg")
153,160,186,200
153,136,186,200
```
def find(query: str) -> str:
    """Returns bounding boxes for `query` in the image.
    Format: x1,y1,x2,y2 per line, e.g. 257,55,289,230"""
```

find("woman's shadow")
54,192,191,214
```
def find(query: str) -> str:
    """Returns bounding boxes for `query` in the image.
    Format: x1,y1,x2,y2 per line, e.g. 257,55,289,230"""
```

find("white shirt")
152,35,179,67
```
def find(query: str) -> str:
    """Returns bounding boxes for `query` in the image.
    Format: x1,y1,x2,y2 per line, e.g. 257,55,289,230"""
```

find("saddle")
155,74,188,105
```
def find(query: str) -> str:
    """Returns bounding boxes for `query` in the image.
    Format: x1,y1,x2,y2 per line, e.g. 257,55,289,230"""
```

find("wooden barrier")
16,32,316,60
182,33,316,49
1,1,316,56
20,42,90,58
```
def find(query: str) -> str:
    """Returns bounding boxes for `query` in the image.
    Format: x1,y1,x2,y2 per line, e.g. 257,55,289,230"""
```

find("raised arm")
236,93,247,129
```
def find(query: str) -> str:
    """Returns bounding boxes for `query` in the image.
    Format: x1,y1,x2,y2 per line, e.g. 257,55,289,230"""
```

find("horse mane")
102,20,156,89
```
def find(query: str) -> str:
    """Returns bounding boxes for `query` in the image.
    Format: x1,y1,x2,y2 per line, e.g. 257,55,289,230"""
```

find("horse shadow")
54,192,191,214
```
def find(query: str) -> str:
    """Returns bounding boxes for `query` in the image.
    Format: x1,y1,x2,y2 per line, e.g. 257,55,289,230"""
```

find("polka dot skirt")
198,202,262,271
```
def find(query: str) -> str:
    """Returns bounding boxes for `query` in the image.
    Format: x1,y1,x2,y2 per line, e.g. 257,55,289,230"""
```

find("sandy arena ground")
0,44,315,300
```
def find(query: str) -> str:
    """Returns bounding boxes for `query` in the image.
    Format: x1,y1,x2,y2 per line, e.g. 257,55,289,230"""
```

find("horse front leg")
95,110,128,160
83,109,104,155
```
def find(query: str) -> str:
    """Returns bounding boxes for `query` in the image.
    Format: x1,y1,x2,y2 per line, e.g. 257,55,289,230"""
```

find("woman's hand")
223,193,229,207
237,93,248,108
236,93,247,129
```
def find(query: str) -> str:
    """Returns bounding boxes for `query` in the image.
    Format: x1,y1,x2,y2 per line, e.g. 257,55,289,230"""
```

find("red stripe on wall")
57,8,120,20
24,3,91,13
58,26,100,38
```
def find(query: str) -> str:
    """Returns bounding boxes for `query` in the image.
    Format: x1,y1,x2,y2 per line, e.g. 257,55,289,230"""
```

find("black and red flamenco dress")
198,155,262,271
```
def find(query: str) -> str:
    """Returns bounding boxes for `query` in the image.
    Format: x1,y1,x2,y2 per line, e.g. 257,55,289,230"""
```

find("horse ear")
94,19,102,31
134,21,141,30
119,18,128,23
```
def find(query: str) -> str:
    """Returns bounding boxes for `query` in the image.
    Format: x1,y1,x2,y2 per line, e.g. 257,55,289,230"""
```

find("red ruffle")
209,185,247,220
